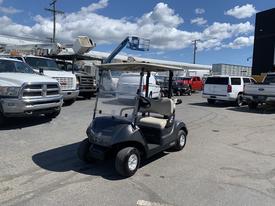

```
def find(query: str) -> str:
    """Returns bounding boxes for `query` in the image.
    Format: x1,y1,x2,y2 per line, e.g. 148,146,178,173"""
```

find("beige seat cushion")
138,116,168,129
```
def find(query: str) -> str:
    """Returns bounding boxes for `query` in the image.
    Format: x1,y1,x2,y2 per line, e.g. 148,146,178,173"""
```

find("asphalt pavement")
1,94,275,206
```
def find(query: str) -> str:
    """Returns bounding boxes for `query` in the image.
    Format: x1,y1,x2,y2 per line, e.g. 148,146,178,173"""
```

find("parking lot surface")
1,94,275,206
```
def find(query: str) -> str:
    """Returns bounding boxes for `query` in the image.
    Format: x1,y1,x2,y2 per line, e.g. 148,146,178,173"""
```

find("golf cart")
77,62,188,177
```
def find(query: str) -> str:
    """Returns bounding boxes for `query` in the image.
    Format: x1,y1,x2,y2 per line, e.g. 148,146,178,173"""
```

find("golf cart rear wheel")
174,130,187,151
115,147,140,177
77,138,93,163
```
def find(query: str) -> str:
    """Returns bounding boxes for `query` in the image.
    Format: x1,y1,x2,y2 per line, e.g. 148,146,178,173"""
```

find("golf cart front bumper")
88,144,110,160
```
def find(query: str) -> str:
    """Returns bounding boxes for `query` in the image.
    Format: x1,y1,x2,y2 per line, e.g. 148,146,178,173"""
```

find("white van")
117,73,161,100
202,76,255,106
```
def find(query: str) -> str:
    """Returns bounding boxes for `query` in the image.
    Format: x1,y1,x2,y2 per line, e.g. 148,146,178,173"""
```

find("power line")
45,0,64,43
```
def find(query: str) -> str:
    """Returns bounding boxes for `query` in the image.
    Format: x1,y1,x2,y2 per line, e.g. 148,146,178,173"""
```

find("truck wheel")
0,112,5,126
83,93,93,99
63,99,76,106
115,147,140,177
77,138,93,163
236,94,243,107
248,102,258,110
207,99,215,104
173,130,187,151
45,109,60,119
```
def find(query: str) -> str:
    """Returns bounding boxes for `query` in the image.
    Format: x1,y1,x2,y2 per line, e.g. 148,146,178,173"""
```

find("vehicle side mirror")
175,99,182,105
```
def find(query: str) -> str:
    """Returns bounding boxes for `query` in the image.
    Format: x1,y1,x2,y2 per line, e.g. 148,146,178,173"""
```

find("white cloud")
195,8,205,14
0,0,21,15
225,4,257,19
224,36,254,49
0,1,255,52
0,6,21,15
190,17,207,26
80,0,109,13
138,3,184,28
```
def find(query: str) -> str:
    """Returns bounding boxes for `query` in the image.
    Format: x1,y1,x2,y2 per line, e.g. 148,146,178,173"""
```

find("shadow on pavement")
0,116,53,131
32,141,168,180
189,101,234,108
227,104,275,114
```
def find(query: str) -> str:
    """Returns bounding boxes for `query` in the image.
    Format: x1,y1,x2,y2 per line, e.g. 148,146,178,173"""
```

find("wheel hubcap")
128,154,138,171
179,135,185,147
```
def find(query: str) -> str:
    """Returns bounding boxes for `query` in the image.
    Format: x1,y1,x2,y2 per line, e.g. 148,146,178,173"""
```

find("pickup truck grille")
22,83,60,98
52,77,74,90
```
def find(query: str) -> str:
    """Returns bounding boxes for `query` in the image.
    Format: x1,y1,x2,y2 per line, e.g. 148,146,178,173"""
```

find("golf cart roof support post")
133,68,144,125
93,70,103,119
145,71,150,97
168,70,173,98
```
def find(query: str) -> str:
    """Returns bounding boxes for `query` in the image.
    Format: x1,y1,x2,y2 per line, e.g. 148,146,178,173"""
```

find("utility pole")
45,0,64,43
192,39,200,64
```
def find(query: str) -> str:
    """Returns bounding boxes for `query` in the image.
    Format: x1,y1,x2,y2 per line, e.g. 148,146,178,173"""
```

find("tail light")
227,85,232,93
143,85,147,91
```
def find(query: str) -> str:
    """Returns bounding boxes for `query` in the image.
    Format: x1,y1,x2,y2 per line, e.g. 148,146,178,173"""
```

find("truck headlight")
0,87,21,97
76,77,80,90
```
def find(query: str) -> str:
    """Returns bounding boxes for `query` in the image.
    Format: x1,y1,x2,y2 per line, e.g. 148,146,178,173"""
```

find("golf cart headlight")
0,86,20,97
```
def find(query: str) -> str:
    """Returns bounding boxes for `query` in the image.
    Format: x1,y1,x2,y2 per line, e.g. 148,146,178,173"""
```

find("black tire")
83,93,95,99
236,94,243,107
77,138,92,163
0,112,5,126
63,99,76,106
188,90,192,96
173,130,187,151
115,147,140,177
248,102,258,110
207,99,215,104
45,109,60,119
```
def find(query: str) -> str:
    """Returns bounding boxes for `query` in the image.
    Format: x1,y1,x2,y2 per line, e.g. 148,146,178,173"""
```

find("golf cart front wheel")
77,138,93,163
115,147,140,177
174,130,187,151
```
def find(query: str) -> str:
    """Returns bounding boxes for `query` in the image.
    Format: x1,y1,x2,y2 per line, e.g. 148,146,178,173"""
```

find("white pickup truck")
12,55,79,105
243,73,275,109
0,58,63,125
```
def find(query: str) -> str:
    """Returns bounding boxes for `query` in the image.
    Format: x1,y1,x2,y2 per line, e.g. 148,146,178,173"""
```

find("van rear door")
204,77,229,96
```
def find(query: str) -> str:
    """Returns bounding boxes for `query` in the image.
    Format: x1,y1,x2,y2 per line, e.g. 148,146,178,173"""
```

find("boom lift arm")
103,36,150,63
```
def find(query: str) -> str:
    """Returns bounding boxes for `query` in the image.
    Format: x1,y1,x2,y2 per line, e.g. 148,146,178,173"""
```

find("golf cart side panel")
87,116,147,148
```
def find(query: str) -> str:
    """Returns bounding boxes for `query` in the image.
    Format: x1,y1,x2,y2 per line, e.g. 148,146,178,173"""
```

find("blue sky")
0,0,274,66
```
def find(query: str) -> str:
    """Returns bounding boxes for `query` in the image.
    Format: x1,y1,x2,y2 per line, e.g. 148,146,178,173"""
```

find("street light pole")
192,39,200,64
45,0,64,43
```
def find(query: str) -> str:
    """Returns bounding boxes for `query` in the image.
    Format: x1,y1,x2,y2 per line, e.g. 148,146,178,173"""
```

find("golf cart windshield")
94,63,182,121
95,70,140,119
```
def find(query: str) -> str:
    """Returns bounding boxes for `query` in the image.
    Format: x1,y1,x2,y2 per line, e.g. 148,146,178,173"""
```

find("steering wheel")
139,96,151,108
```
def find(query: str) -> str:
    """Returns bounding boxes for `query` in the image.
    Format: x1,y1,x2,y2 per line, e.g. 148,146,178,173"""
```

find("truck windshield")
0,60,34,74
264,75,275,84
25,57,60,71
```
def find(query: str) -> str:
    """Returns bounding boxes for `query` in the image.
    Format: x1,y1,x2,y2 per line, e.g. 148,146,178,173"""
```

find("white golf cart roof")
97,62,183,72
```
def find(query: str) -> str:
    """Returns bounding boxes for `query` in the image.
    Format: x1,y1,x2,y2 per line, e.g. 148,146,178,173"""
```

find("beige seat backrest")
140,98,175,116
